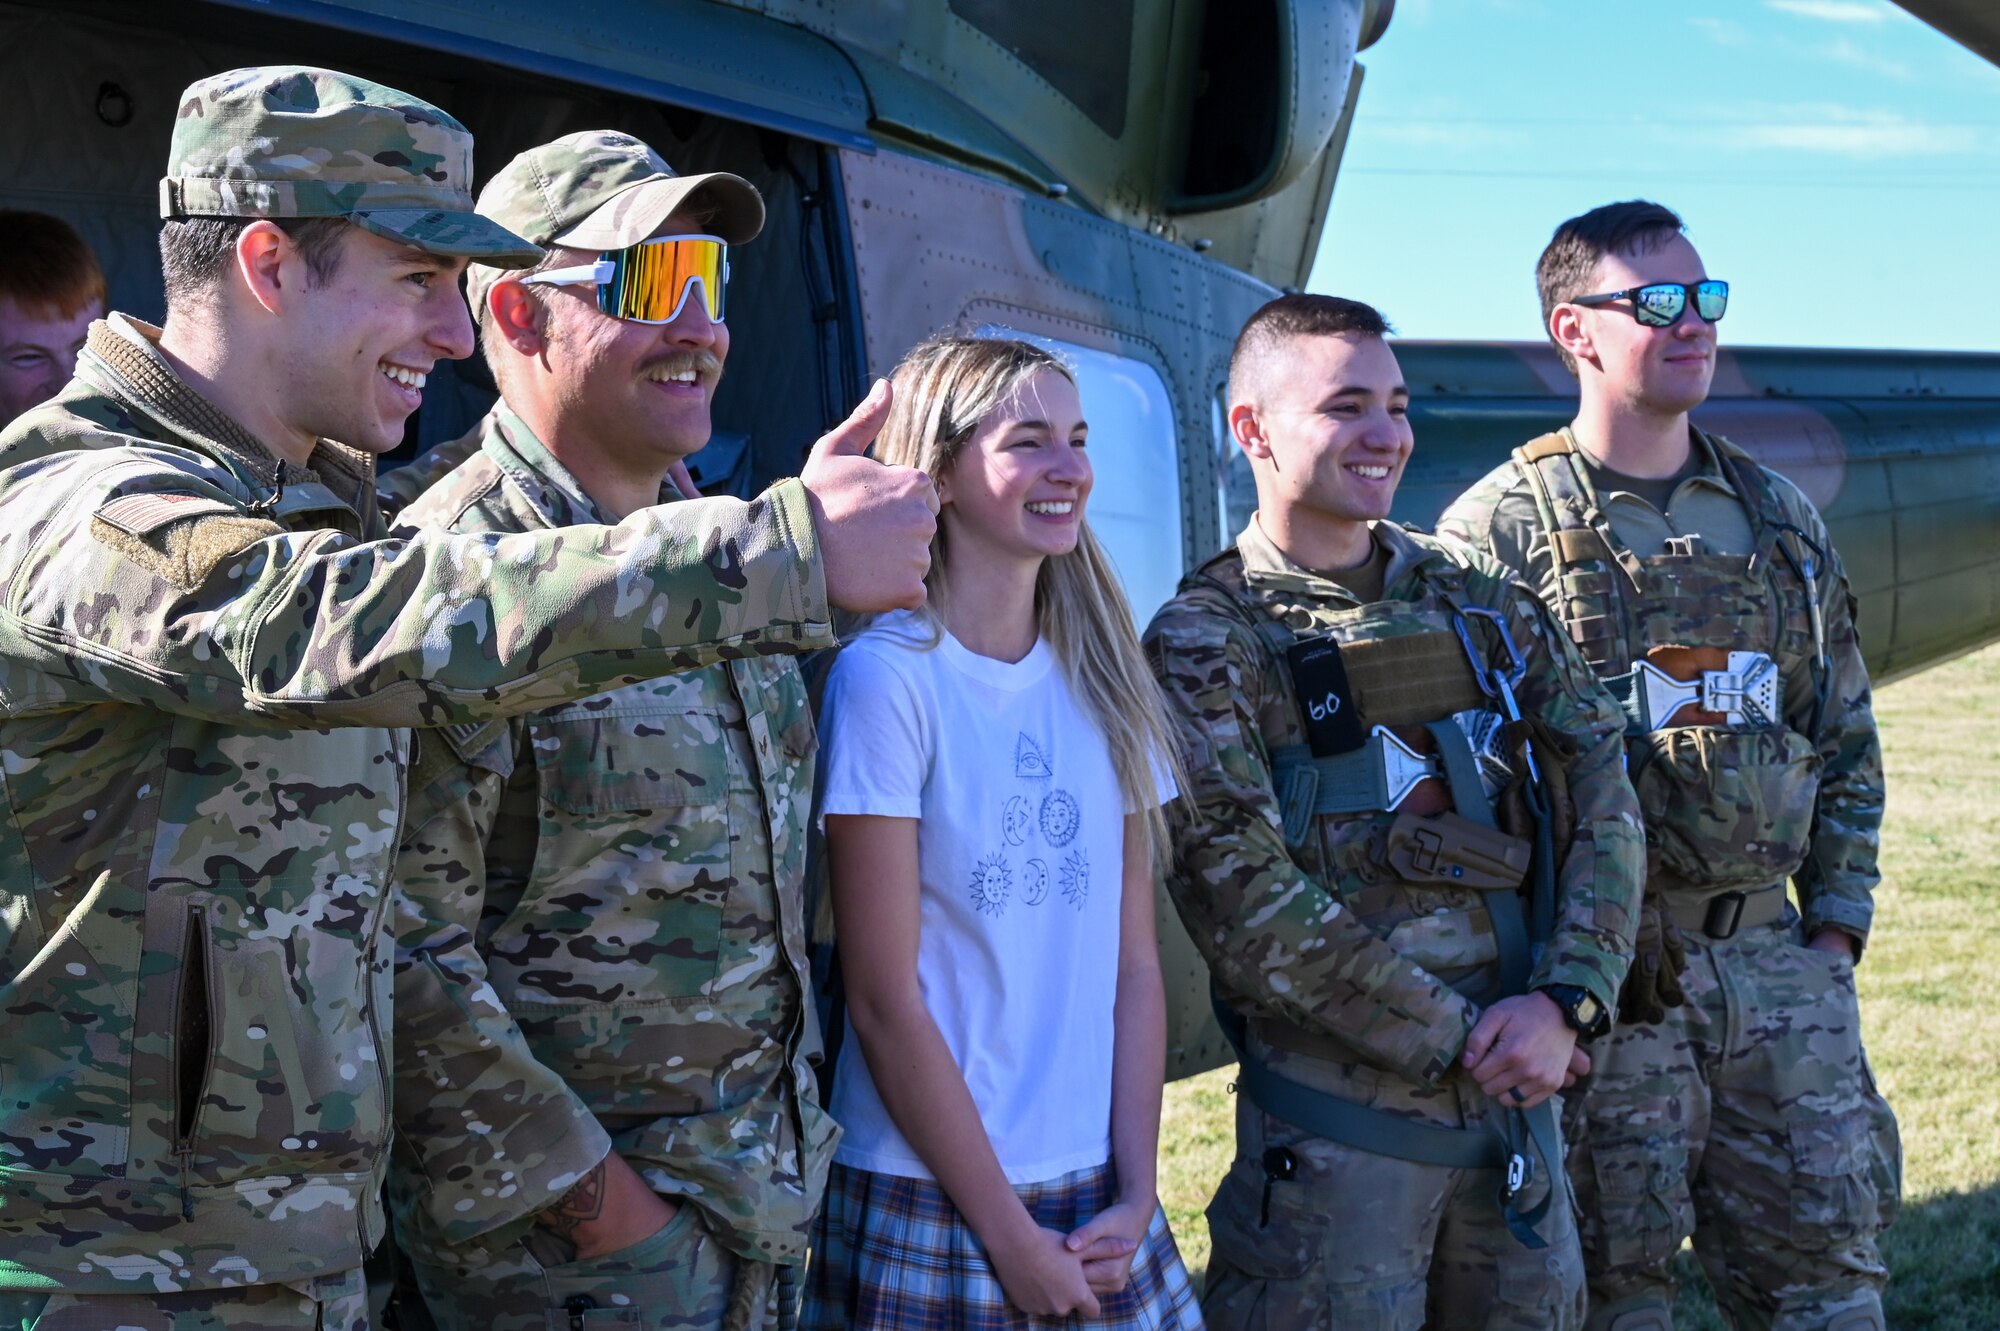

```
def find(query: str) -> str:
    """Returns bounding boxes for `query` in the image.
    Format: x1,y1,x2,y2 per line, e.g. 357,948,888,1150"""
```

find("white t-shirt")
818,611,1171,1186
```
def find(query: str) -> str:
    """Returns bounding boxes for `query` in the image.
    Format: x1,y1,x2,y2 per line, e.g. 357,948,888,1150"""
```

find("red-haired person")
0,210,106,428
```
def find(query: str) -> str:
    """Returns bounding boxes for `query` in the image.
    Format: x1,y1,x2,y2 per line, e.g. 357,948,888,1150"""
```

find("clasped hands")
1462,990,1585,1111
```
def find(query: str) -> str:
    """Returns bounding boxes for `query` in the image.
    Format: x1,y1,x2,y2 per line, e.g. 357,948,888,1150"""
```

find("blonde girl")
802,336,1201,1329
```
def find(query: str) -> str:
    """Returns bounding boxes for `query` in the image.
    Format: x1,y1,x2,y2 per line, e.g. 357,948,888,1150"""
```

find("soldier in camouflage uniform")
0,70,934,1331
384,132,831,1331
1437,201,1899,1331
1145,295,1644,1330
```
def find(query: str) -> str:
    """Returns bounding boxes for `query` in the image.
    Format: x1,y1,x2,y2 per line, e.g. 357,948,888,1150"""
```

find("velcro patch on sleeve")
95,491,238,536
91,493,285,593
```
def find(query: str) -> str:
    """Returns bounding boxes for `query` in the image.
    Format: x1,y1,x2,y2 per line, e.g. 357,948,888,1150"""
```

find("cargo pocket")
524,710,732,1000
540,1204,727,1329
1493,1224,1584,1320
535,711,730,814
1201,1161,1328,1330
1786,1108,1879,1251
1863,1061,1903,1233
1588,1137,1693,1270
1630,725,1822,894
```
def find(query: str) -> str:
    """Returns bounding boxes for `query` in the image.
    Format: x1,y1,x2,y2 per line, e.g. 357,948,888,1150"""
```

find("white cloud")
1766,0,1890,21
1724,107,1979,156
1812,34,1914,79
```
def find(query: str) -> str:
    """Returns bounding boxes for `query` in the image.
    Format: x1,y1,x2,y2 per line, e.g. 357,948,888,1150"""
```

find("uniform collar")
1562,423,1739,510
80,313,379,526
1235,513,1442,607
478,401,682,530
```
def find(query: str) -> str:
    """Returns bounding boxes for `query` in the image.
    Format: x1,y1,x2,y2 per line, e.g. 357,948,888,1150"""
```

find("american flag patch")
95,491,237,536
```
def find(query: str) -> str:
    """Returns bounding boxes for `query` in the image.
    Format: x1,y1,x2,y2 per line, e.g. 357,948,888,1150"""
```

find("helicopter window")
1216,387,1258,548
948,0,1134,138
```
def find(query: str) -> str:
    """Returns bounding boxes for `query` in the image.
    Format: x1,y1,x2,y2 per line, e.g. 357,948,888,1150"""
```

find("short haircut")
158,216,353,313
0,210,107,319
1537,200,1686,374
476,244,566,381
1228,294,1393,407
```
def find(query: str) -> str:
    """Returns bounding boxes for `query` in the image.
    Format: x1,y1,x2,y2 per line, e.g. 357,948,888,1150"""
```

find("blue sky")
1309,0,2000,350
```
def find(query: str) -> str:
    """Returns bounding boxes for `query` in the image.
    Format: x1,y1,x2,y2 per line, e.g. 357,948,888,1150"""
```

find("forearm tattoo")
536,1158,608,1238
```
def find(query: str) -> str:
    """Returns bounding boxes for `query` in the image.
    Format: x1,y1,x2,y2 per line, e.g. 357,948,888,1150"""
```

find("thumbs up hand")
800,379,938,613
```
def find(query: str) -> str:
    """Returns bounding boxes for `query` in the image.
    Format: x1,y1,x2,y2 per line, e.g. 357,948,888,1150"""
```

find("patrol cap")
478,130,765,252
160,65,543,269
465,131,764,320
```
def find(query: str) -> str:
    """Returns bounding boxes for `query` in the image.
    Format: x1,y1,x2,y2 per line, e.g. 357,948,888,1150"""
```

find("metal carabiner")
1451,606,1528,700
1451,605,1539,782
1772,522,1828,671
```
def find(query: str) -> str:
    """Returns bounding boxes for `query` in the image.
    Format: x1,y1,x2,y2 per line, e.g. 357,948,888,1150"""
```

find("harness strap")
1426,718,1494,830
1213,990,1561,1249
1269,729,1442,830
1421,718,1535,1001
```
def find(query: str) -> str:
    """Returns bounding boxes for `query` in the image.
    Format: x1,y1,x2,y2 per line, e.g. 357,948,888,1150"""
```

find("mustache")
640,349,725,381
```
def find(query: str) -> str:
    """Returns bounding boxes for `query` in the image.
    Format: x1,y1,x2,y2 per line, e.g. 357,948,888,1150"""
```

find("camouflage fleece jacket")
0,316,831,1293
1144,518,1642,1085
1436,428,1883,946
388,405,835,1268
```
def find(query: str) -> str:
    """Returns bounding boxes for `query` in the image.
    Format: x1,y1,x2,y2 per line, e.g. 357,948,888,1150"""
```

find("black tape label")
1286,635,1367,757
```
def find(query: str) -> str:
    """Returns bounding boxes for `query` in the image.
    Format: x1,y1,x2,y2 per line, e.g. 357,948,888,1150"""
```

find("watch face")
1576,994,1601,1025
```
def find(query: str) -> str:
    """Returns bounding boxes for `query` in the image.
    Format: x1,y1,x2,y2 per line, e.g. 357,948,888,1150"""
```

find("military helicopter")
6,0,1996,1075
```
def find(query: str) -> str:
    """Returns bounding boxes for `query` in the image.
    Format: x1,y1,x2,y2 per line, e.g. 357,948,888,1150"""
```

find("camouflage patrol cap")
161,66,542,268
466,130,763,318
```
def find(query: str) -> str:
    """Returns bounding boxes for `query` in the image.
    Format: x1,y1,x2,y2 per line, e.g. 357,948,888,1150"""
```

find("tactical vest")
1191,549,1544,1003
1511,431,1824,901
1187,542,1564,1248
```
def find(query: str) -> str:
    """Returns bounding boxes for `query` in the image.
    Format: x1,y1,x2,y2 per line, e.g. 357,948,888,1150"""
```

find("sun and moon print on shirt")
968,732,1089,917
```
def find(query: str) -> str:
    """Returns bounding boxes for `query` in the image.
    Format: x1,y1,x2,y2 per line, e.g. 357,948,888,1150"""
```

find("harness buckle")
1634,650,1778,729
1505,1151,1533,1200
1375,726,1442,810
1453,706,1512,800
1704,651,1779,726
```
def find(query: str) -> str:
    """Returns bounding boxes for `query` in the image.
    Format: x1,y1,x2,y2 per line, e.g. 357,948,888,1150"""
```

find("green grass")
1158,642,2000,1327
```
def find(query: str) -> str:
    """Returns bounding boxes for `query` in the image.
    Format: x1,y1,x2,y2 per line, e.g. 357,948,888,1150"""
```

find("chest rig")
1512,431,1828,904
1191,544,1566,1250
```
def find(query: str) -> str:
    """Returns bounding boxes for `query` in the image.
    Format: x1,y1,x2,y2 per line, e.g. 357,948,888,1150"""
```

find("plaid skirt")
802,1159,1203,1330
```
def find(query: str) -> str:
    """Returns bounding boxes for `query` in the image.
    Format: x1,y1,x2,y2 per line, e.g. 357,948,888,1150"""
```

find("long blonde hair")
871,334,1187,859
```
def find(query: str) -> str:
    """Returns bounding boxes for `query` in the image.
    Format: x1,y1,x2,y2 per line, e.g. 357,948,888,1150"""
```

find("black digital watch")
1538,984,1611,1040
